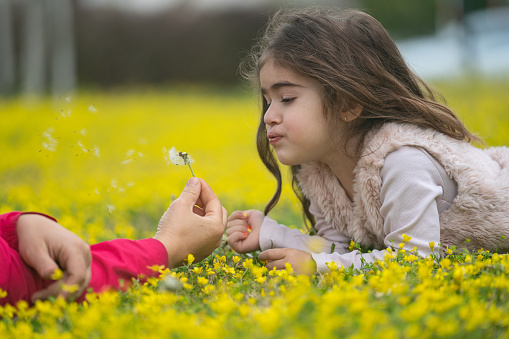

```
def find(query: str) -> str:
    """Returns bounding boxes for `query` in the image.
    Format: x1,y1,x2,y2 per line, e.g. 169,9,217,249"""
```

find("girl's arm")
312,146,452,272
259,202,351,254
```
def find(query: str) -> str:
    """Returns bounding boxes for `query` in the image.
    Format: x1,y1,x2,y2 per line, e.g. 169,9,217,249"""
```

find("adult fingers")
193,205,206,216
197,179,223,219
58,246,92,299
24,246,60,280
176,177,202,208
31,281,63,302
222,207,228,226
194,197,204,209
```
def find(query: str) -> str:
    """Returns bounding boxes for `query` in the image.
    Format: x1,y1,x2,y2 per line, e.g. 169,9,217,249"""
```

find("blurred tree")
2,0,77,97
75,5,269,87
0,0,16,96
359,0,436,38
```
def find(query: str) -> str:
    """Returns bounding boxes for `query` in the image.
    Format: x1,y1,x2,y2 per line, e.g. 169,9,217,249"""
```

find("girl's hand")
258,248,317,276
226,210,264,254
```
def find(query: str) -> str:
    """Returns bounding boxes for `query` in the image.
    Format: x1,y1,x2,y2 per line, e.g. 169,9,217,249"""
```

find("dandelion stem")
187,163,195,177
179,152,195,177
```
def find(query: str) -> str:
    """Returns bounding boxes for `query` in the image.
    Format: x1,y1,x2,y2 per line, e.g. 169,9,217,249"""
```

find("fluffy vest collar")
296,123,509,251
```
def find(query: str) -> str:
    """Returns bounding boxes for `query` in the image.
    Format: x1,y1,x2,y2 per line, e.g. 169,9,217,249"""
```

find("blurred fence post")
0,0,16,96
21,0,47,96
47,0,76,96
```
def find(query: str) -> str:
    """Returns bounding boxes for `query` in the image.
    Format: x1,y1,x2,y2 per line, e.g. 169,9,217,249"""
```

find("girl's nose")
263,104,282,125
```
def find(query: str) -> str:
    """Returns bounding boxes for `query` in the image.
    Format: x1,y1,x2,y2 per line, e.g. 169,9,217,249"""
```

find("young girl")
226,8,509,274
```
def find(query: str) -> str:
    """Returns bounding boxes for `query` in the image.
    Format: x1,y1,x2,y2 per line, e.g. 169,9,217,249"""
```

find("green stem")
187,163,195,177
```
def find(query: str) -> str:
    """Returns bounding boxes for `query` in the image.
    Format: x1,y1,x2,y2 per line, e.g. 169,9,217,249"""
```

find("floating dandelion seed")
107,204,115,215
56,109,72,120
166,147,195,177
73,129,87,136
89,104,97,113
40,128,58,152
72,140,91,156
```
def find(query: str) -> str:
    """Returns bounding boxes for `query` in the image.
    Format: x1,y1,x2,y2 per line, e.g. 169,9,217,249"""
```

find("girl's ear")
340,100,363,122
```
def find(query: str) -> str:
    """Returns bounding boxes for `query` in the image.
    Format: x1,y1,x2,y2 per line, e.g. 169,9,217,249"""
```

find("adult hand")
154,177,228,268
258,248,317,276
16,214,92,302
226,209,264,254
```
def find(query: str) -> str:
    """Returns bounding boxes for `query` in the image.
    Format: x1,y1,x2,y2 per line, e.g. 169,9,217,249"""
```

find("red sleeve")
0,212,168,305
0,212,48,306
0,211,57,251
85,238,169,294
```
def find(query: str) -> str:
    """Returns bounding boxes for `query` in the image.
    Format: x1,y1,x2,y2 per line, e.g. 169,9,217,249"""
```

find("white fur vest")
296,123,509,252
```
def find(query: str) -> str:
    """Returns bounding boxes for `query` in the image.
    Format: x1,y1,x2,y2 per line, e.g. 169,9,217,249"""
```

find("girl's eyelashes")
281,97,295,103
263,96,296,106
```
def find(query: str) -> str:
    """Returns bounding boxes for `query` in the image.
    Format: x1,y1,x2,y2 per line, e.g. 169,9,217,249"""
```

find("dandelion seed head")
167,147,186,166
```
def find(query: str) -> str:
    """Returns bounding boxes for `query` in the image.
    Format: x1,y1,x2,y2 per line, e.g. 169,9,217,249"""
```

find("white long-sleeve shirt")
259,146,458,273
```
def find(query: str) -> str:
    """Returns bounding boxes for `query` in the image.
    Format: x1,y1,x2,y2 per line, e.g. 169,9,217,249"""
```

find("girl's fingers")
258,248,286,262
227,210,248,222
265,258,288,271
226,231,248,247
226,224,248,237
226,218,247,230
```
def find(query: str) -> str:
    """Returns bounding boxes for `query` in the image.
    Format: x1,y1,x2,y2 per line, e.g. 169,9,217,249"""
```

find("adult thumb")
177,177,201,206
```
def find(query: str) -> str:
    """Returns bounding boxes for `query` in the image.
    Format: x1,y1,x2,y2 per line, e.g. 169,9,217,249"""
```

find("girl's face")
260,59,337,166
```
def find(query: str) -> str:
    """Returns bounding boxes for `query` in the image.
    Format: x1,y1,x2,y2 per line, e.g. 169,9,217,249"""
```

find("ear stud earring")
344,117,347,121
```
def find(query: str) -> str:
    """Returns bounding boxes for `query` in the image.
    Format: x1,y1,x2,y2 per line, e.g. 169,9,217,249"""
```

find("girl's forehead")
260,59,300,81
260,60,317,91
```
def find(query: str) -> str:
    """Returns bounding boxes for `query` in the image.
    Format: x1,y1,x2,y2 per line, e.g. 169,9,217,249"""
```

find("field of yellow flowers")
1,78,509,338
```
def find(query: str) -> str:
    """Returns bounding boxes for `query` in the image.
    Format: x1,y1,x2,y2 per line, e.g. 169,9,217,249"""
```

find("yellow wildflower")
50,268,63,280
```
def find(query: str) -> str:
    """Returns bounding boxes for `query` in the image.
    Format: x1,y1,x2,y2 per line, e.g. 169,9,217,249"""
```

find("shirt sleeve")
259,202,351,254
87,238,168,294
0,212,50,306
312,147,454,273
0,211,57,251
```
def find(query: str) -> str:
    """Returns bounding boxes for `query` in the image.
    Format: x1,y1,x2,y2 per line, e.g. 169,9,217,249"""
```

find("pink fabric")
0,212,168,306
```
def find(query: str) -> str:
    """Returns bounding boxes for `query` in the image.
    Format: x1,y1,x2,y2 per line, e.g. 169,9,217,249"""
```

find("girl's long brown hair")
240,7,480,229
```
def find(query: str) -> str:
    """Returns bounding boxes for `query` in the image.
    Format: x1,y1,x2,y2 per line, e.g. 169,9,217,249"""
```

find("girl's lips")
267,132,282,145
268,136,282,145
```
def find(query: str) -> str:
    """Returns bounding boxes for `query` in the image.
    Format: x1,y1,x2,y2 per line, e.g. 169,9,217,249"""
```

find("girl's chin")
275,154,300,166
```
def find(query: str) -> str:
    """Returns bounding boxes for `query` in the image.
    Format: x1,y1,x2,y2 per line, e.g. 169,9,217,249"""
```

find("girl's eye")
281,97,295,103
